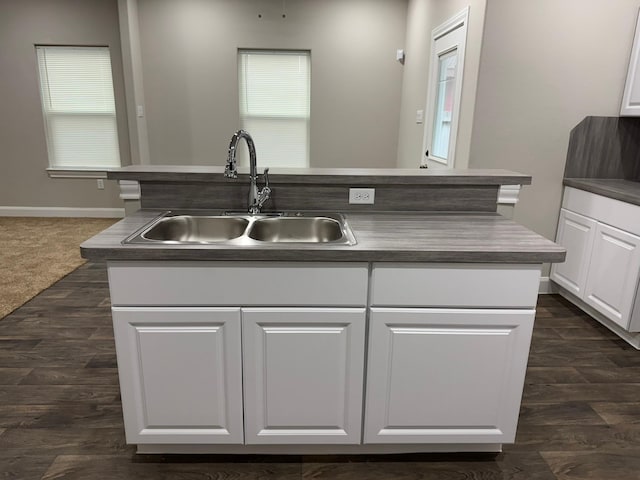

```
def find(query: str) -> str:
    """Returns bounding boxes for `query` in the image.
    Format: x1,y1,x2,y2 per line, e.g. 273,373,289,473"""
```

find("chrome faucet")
224,130,271,214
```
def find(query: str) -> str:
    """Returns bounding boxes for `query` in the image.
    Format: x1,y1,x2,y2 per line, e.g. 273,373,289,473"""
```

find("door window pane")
431,49,457,161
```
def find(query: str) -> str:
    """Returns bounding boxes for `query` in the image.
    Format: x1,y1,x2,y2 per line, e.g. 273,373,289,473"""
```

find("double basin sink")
124,211,356,246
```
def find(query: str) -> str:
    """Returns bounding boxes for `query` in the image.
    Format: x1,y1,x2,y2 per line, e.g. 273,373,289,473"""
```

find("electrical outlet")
349,188,375,204
97,179,105,190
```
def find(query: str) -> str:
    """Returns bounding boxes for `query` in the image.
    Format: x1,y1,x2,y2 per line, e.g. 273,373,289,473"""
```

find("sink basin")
248,217,345,243
141,215,249,243
124,212,356,246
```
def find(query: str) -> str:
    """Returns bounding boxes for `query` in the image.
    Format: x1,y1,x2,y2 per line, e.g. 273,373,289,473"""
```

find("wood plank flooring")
0,262,639,479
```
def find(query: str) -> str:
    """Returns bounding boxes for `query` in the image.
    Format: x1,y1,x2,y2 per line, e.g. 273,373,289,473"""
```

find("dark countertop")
108,165,532,186
563,178,640,206
81,210,565,264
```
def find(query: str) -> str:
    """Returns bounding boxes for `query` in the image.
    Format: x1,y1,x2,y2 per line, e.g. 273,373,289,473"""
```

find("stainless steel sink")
123,212,356,246
247,217,344,243
141,215,249,243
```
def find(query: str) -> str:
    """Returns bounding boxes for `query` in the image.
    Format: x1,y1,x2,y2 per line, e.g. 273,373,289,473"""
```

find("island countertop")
81,210,565,264
107,165,532,186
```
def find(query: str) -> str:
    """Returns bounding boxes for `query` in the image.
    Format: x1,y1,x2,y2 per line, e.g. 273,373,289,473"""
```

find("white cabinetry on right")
551,187,640,333
364,264,540,445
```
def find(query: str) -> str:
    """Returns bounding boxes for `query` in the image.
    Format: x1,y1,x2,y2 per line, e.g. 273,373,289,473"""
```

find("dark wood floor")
1,262,639,479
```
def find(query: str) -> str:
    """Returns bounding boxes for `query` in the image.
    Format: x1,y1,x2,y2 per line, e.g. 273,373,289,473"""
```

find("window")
238,50,310,168
431,50,458,160
36,46,120,169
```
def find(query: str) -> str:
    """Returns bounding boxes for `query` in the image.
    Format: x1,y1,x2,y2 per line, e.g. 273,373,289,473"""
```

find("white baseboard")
0,206,125,218
557,288,640,350
538,276,558,294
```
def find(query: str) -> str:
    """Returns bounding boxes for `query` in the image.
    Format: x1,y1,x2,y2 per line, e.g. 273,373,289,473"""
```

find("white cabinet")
550,209,597,297
242,308,366,444
364,264,539,445
584,224,640,329
552,187,640,334
621,9,640,115
109,262,370,448
364,308,534,444
111,307,244,444
108,261,541,452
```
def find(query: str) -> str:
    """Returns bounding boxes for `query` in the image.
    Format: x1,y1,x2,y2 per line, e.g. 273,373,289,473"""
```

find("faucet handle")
254,168,271,212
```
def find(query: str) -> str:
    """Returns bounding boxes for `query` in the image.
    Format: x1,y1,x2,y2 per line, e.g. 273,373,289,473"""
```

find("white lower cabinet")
550,209,596,297
363,308,535,444
109,261,540,451
111,307,244,444
552,189,640,332
113,306,366,446
242,308,366,444
583,223,640,329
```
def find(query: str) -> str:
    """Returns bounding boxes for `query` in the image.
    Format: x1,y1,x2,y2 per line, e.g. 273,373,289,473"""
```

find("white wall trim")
119,180,141,200
46,168,109,179
0,207,125,218
538,276,558,295
557,288,640,350
497,185,521,205
621,8,640,115
118,0,151,165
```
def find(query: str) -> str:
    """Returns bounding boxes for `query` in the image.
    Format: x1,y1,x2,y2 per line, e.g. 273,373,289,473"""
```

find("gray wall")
135,0,407,168
0,0,129,209
397,0,486,169
469,0,640,275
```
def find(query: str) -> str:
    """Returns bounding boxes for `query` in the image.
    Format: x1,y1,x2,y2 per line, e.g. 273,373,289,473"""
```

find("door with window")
423,8,468,169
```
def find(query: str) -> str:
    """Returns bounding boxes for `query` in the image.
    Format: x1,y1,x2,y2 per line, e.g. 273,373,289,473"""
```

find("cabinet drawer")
371,264,541,308
108,261,369,306
563,187,640,237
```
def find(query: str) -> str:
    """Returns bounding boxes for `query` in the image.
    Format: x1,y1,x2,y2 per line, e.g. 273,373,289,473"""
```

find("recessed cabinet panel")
364,308,534,444
242,308,366,444
550,209,597,298
112,307,243,444
584,224,640,329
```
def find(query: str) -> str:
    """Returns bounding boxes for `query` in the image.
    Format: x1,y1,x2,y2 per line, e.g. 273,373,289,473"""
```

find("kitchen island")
81,166,564,454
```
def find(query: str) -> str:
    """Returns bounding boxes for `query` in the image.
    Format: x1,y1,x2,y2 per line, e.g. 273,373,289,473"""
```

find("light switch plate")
349,188,375,204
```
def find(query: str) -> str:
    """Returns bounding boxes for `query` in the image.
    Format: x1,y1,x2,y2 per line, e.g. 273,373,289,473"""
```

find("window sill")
46,168,111,179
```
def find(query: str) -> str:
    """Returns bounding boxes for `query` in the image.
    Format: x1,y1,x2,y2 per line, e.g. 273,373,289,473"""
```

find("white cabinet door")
112,307,244,444
550,209,597,298
583,224,640,329
364,308,535,444
242,308,366,444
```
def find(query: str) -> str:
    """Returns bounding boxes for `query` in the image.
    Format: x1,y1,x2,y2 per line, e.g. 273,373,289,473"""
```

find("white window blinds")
238,50,310,168
36,46,120,169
